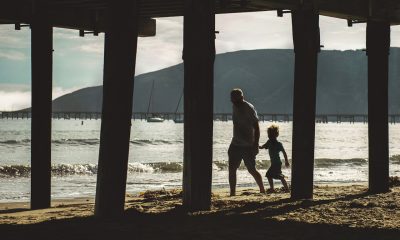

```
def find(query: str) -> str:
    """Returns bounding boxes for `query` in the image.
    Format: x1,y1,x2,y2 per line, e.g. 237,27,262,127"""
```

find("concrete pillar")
30,1,53,210
183,0,215,211
367,20,390,193
290,7,320,200
95,1,139,217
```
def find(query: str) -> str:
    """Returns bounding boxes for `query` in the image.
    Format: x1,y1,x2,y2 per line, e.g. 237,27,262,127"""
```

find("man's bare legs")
228,144,265,196
229,166,237,196
230,167,265,196
248,168,265,194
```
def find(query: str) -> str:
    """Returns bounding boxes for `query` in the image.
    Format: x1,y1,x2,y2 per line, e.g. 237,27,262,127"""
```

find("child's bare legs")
280,177,289,192
267,176,289,193
267,176,275,192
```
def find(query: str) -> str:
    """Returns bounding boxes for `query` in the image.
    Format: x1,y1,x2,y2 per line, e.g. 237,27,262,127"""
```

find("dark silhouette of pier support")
182,0,215,211
367,20,390,193
30,1,53,210
290,6,320,200
95,1,139,218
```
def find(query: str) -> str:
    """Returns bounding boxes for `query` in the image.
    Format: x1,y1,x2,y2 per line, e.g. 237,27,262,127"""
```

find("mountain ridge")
50,48,400,114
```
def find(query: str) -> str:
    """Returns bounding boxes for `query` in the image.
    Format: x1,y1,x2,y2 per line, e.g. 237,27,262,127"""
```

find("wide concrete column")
31,0,53,210
95,1,139,217
290,7,320,200
183,0,215,211
367,20,390,193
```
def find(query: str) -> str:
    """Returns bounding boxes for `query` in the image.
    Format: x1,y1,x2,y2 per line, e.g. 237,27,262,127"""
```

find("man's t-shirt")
262,139,284,165
231,101,259,147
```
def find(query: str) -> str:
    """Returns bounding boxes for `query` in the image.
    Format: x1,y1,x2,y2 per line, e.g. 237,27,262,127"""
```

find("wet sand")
1,182,399,240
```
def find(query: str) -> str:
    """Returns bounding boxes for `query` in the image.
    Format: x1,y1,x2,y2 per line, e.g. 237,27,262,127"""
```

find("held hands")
253,144,259,155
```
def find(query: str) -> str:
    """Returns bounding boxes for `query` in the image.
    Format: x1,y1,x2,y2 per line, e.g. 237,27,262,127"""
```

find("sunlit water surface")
0,119,399,202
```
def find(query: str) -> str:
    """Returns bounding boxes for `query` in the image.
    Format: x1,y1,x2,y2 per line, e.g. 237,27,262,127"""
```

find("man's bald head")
231,88,244,105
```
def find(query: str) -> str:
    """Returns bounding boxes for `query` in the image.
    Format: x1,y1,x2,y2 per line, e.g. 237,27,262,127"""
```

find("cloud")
53,28,105,57
215,12,294,51
53,28,81,40
134,17,184,75
0,27,30,61
76,42,104,54
0,84,80,111
391,26,400,47
0,49,27,60
0,26,30,49
0,90,30,111
52,86,80,99
0,83,30,92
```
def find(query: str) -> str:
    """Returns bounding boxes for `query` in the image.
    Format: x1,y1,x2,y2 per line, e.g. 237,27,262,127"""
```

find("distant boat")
147,117,165,123
146,80,164,123
173,118,184,123
173,90,183,123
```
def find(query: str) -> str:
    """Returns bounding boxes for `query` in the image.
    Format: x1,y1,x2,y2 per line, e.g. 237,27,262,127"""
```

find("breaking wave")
390,155,400,163
0,139,31,145
1,156,399,178
129,139,183,145
0,162,182,178
53,138,99,145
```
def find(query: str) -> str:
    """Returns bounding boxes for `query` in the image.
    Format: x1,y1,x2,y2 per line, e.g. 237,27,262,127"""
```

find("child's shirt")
261,139,284,166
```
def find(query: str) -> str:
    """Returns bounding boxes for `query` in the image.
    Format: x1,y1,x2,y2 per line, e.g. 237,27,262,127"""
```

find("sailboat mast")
146,80,155,116
174,90,183,114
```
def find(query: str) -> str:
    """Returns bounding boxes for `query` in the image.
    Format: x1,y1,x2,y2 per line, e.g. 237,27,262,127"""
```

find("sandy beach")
1,181,400,240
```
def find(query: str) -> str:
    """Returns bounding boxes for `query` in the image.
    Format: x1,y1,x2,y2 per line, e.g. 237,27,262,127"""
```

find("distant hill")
51,48,400,114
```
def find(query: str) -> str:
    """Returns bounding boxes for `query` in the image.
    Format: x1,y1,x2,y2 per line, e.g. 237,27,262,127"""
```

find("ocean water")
0,119,400,202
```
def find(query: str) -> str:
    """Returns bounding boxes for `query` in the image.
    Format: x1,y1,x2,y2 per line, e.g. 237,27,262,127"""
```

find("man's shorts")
228,144,257,172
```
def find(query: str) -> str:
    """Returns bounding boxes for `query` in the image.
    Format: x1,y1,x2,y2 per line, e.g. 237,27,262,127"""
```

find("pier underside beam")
367,20,390,193
95,1,139,217
31,1,53,210
183,0,215,211
290,7,320,200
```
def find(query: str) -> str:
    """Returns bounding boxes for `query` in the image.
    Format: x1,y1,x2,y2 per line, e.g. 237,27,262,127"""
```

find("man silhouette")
228,88,265,196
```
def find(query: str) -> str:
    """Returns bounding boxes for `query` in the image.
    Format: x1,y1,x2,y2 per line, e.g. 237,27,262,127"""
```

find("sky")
0,11,400,111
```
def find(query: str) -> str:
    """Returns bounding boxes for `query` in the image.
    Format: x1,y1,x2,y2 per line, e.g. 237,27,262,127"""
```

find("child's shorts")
266,164,285,179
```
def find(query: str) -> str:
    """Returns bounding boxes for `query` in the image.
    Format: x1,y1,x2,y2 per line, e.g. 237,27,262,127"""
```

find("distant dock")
1,111,400,124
